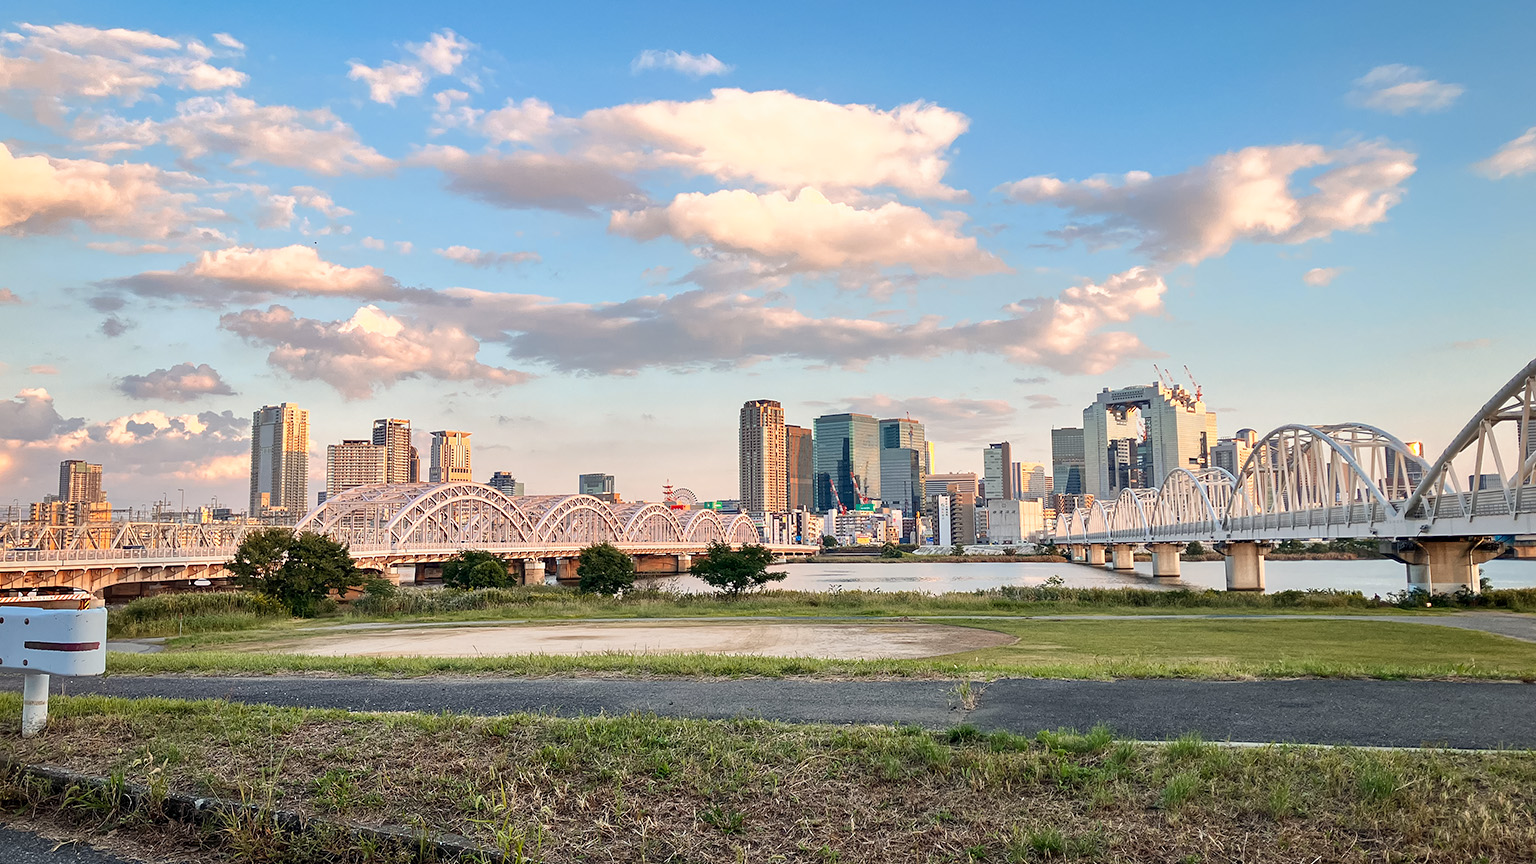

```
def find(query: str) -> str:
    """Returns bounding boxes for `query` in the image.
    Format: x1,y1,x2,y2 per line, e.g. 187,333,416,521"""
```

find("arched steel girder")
1107,487,1158,542
725,514,760,545
1224,423,1401,522
1084,498,1112,540
614,503,685,544
529,495,626,544
679,509,731,544
1404,356,1536,519
384,483,538,546
295,482,437,536
1149,466,1238,535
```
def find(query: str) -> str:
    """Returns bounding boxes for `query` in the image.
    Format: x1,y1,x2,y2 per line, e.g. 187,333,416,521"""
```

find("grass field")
2,694,1532,863
109,618,1536,681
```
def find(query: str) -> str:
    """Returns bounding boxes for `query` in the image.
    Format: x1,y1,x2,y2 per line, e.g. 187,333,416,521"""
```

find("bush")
107,591,287,638
821,535,839,549
228,528,363,617
1185,541,1207,557
578,542,636,595
442,550,515,589
879,542,904,559
690,541,786,596
951,544,965,557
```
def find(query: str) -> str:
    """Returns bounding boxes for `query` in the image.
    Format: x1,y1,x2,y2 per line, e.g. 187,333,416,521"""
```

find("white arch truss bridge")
1055,357,1536,593
0,485,806,596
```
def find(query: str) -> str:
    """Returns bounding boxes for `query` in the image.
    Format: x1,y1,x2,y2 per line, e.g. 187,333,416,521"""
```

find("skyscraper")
982,442,1013,501
250,403,309,519
1051,427,1085,496
739,400,787,513
58,460,104,503
1081,383,1215,499
878,417,927,515
429,430,472,483
326,440,386,498
813,413,880,511
785,425,813,510
579,473,615,497
488,471,525,496
371,418,414,484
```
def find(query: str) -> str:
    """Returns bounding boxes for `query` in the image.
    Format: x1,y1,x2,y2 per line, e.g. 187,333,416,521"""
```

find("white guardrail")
0,606,107,736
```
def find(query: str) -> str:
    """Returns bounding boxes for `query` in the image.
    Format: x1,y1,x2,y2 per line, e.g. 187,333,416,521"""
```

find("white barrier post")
1,604,107,738
21,672,49,738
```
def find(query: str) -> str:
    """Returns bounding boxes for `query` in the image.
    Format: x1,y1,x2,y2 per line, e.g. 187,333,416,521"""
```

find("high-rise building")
924,472,979,498
326,440,386,499
429,430,472,483
579,473,615,497
785,425,813,510
1015,462,1049,500
739,400,787,513
1082,383,1215,499
812,413,880,511
488,471,525,496
249,403,309,519
58,460,104,503
371,418,415,484
982,442,1013,501
878,418,927,514
1384,439,1427,498
1051,427,1085,497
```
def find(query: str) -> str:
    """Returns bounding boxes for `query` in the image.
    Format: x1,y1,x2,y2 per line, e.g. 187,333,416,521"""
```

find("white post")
21,672,49,738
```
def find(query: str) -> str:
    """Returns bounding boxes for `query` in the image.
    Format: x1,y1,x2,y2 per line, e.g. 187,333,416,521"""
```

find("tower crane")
1183,365,1203,403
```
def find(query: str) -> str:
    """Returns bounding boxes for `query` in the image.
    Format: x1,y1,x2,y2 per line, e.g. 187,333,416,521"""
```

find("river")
641,558,1536,596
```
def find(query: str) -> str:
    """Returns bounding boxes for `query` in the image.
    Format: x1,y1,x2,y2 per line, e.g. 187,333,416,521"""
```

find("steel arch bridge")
1055,358,1536,589
0,485,790,595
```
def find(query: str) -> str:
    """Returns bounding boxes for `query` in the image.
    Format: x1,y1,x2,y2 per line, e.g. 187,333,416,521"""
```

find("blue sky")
1,1,1533,510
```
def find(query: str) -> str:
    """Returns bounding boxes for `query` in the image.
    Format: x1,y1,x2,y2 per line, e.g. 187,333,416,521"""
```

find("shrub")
821,535,839,549
879,542,904,559
442,550,515,589
578,542,636,595
107,591,287,638
690,541,786,596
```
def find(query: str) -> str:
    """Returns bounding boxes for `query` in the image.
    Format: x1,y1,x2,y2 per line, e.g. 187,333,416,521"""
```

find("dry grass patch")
2,695,1535,862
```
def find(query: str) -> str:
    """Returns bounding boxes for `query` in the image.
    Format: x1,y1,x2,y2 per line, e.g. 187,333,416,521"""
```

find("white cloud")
27,365,58,375
1348,64,1464,115
252,184,351,230
348,29,472,104
0,288,20,304
0,388,84,441
631,49,733,78
118,362,235,401
394,241,412,254
838,395,1015,436
0,142,223,239
436,245,541,268
998,142,1416,265
1476,127,1536,179
414,145,644,214
611,187,1006,277
212,33,245,51
1303,267,1340,286
99,244,426,306
361,236,387,250
0,22,246,122
415,266,1163,376
219,304,531,399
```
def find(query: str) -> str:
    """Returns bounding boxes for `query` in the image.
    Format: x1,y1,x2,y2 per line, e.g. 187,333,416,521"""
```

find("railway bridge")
0,484,812,599
1055,358,1536,592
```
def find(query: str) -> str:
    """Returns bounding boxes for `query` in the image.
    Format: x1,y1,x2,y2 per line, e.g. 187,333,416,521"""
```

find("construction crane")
1183,365,1203,403
1152,364,1178,391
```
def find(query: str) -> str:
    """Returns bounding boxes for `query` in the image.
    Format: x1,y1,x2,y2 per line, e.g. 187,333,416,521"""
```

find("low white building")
984,499,1045,545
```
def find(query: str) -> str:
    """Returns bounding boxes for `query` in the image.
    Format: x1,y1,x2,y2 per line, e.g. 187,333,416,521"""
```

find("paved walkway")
47,674,1536,750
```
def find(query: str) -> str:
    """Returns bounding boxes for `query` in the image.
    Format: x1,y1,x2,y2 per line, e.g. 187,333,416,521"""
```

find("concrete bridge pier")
1150,543,1182,578
1220,542,1266,591
555,558,580,581
520,559,546,586
388,564,416,586
1110,544,1137,571
1068,544,1085,563
1086,544,1107,567
676,553,692,573
1388,538,1505,594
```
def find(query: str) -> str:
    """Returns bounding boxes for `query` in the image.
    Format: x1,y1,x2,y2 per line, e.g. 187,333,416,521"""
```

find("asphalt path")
42,674,1536,750
0,825,146,864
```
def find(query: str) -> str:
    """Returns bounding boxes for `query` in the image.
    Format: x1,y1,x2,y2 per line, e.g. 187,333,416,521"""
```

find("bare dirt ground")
271,620,1017,659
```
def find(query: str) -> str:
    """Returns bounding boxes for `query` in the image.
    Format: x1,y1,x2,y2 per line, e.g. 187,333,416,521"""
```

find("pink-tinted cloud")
118,362,236,401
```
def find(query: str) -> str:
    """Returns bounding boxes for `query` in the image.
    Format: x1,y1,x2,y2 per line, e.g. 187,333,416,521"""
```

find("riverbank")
803,551,1385,564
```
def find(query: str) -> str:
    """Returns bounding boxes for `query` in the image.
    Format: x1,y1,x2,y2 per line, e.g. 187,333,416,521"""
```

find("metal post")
21,673,49,738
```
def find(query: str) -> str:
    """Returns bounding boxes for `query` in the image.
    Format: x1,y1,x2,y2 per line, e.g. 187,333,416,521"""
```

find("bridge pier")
1220,542,1266,591
1068,544,1085,563
1387,539,1505,594
1086,544,1106,567
520,559,546,586
1109,544,1137,571
1150,543,1182,578
555,558,580,581
676,553,692,573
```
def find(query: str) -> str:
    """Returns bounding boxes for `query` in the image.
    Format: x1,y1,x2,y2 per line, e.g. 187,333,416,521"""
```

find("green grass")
2,695,1533,863
107,618,1536,681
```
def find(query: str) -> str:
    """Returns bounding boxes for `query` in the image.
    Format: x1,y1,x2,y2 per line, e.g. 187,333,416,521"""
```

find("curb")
1,758,511,862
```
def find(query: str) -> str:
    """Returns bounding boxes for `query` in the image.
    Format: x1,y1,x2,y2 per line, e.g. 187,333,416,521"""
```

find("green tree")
820,535,839,549
879,542,904,559
230,529,361,617
577,542,636,595
442,550,514,589
1184,541,1207,557
690,541,786,596
951,544,966,557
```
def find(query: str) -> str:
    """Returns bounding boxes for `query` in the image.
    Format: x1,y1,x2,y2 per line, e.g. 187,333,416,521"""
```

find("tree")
951,544,966,557
1185,541,1207,557
820,535,839,549
442,550,514,589
879,542,904,559
230,529,362,617
690,541,786,597
578,542,636,595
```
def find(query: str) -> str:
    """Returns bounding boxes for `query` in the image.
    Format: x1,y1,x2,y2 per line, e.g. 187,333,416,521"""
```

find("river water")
642,558,1536,596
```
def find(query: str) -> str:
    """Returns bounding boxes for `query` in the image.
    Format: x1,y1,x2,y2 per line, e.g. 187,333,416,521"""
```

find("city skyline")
1,3,1533,509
